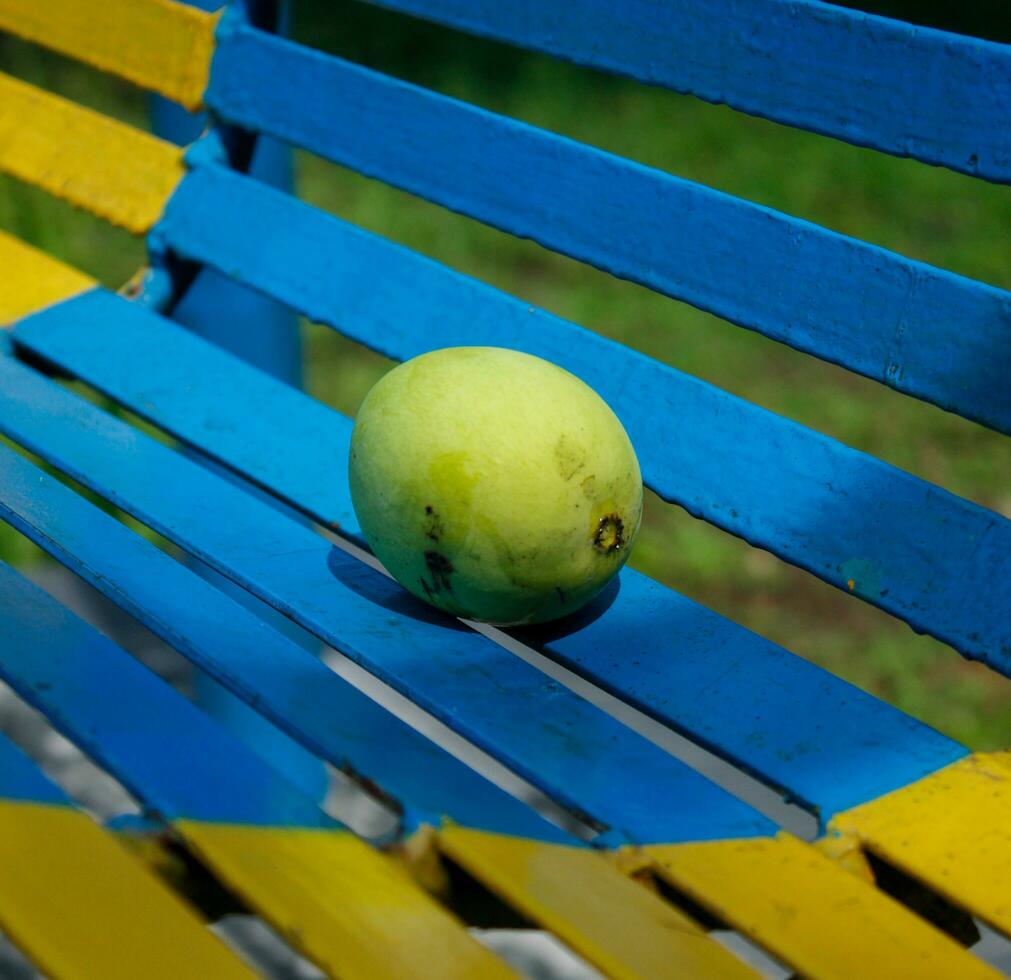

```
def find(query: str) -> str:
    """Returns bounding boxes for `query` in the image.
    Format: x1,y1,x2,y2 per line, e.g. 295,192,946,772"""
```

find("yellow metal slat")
439,828,758,980
0,72,185,233
645,834,1000,980
178,820,517,980
0,0,218,110
830,751,1011,938
0,801,254,980
0,231,96,325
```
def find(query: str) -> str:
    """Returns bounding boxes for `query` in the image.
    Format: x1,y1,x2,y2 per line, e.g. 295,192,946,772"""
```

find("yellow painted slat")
0,801,254,980
645,834,999,980
178,820,516,980
0,0,218,110
0,231,95,325
0,72,185,233
830,751,1011,938
439,828,758,980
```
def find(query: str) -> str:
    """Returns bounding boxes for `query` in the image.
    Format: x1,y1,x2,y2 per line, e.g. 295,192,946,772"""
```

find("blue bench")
0,0,1008,976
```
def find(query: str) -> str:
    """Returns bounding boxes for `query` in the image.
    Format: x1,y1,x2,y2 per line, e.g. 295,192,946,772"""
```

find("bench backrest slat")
0,231,95,324
362,0,1011,181
208,26,1011,432
0,0,217,109
0,71,184,233
155,168,1011,670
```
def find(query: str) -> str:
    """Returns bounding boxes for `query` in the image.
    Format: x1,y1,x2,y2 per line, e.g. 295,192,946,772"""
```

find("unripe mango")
349,347,642,625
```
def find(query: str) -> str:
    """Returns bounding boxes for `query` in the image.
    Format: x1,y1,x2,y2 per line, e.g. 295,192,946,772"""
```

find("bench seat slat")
12,289,969,820
0,445,771,980
0,232,95,325
831,752,1011,938
155,169,1011,670
358,0,1011,182
0,0,217,110
0,72,184,233
0,739,255,980
0,559,331,830
0,439,570,845
0,352,775,847
208,27,1011,432
437,828,759,980
646,834,1001,980
0,476,758,980
0,562,515,980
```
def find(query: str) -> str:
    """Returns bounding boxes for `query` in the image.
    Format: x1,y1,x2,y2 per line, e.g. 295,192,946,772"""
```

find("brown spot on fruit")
555,434,586,481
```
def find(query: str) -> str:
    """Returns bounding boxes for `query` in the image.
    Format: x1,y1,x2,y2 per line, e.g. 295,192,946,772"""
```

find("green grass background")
1,2,1008,748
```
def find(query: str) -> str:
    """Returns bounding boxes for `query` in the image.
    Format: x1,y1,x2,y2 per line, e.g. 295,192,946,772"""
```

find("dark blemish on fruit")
424,550,455,594
592,514,625,554
555,586,566,604
555,434,586,481
423,505,444,543
580,474,596,499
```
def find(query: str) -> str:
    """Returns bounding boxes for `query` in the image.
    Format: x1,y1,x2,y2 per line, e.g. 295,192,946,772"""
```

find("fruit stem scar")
593,514,625,553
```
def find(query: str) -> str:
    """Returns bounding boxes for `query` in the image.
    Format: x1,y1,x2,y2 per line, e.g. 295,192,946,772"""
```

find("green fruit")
348,347,643,626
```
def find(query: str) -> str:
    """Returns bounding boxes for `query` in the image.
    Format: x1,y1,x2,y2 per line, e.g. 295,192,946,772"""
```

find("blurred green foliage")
0,2,1008,748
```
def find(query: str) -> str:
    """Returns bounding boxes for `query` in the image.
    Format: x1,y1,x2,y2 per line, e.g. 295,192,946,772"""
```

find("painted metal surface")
0,0,218,109
0,72,185,233
0,232,95,325
155,169,1011,671
177,822,516,979
0,452,769,975
0,352,775,846
0,558,331,829
0,561,516,978
152,0,324,805
439,828,758,979
0,798,256,979
645,833,1001,979
207,27,1011,433
0,734,74,807
0,439,570,844
830,752,1011,938
358,0,1011,182
12,289,971,821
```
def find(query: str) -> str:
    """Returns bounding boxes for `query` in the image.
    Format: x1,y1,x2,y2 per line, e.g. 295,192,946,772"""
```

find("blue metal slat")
0,735,71,807
0,441,572,844
149,171,1011,670
205,25,1011,433
0,560,332,829
0,352,774,846
9,290,971,819
355,0,1011,182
